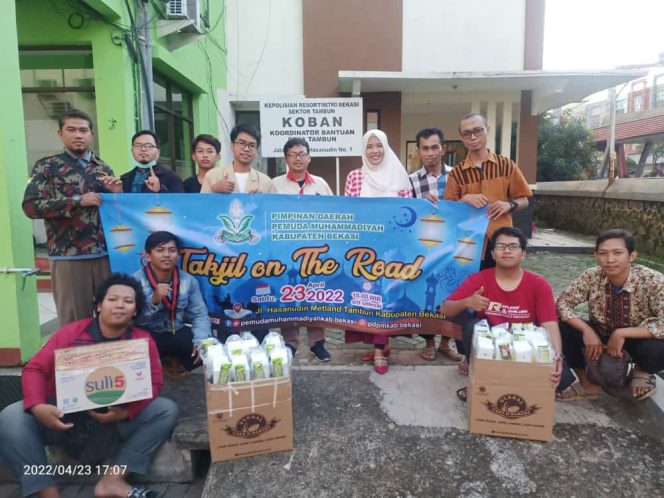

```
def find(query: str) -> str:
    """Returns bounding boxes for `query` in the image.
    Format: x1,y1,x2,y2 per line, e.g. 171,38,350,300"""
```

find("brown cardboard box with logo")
206,376,293,462
468,357,555,442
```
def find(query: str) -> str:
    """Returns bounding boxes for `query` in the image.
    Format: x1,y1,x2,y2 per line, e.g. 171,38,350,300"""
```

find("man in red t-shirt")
442,227,566,401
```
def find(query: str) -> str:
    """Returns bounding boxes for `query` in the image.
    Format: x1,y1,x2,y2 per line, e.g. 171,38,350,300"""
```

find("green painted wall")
4,0,226,362
16,0,136,173
0,1,41,362
16,0,227,174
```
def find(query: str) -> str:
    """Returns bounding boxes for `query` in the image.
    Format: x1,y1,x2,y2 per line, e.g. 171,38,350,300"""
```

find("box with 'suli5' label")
55,339,153,414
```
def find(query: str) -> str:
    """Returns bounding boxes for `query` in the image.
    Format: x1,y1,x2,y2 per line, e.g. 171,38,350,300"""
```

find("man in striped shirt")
408,128,461,362
444,113,532,270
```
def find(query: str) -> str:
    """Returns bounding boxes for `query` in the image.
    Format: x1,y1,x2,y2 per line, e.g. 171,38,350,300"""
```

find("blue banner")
99,194,488,335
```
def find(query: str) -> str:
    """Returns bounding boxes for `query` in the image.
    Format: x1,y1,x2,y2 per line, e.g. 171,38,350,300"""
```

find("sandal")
438,344,463,362
555,383,600,402
162,358,190,380
456,387,467,402
127,487,163,498
373,356,388,375
361,347,391,362
458,359,469,376
419,346,436,361
631,369,657,401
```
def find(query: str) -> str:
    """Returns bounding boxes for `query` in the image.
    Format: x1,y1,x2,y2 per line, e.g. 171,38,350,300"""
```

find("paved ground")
5,251,664,497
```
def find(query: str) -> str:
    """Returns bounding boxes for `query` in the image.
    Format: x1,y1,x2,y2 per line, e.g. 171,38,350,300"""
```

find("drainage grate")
0,376,23,411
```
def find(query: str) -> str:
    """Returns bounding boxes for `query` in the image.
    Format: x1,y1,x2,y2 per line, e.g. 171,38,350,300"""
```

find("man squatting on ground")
0,274,178,498
22,109,122,326
273,137,334,361
557,229,664,401
133,231,217,379
441,227,572,402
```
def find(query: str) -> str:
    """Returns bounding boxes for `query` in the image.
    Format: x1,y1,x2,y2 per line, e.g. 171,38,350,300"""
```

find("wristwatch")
72,194,82,206
507,199,519,212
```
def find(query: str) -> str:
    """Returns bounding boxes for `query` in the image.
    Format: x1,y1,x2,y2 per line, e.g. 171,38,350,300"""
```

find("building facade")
1,0,226,363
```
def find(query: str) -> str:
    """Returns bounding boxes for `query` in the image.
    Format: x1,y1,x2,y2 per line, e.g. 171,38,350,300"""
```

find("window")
654,75,664,108
20,48,98,171
153,73,194,179
633,94,643,112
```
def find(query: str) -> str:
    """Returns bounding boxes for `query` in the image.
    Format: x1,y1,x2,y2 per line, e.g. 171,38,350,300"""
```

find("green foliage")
537,112,598,181
626,157,637,175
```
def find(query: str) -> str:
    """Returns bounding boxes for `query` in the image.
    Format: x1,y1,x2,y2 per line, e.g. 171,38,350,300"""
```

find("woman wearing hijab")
344,130,412,374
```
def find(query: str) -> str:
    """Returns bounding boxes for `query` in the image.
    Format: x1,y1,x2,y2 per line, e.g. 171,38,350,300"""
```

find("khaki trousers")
51,256,111,326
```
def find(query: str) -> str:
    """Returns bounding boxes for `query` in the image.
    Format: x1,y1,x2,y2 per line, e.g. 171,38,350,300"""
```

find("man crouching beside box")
0,274,178,498
557,229,664,401
441,227,572,402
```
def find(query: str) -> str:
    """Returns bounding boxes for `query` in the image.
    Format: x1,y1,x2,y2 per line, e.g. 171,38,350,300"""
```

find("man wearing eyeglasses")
444,113,532,269
441,226,569,402
120,130,185,193
273,138,333,361
200,124,276,194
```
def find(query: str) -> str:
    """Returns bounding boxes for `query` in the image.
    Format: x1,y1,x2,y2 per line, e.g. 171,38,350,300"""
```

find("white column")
471,100,481,114
486,100,497,152
501,101,513,158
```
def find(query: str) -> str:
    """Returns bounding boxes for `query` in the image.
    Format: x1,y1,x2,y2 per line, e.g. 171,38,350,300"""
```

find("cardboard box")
55,339,153,414
468,357,555,442
206,376,293,462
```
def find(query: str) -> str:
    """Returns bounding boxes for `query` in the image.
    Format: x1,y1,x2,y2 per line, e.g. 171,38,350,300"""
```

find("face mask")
133,160,157,170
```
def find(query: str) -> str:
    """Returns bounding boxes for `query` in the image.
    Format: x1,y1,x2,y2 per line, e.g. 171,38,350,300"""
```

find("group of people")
1,108,661,497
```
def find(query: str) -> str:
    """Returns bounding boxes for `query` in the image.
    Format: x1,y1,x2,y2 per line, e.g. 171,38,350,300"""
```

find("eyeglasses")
287,152,308,159
460,127,485,139
132,143,158,151
234,140,258,151
494,243,522,252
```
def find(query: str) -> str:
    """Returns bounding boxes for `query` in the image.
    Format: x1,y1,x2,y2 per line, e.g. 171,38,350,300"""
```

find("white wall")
400,94,521,166
225,0,304,101
402,0,526,72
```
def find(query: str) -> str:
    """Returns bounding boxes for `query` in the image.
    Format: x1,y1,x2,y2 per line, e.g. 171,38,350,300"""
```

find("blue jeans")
0,397,178,497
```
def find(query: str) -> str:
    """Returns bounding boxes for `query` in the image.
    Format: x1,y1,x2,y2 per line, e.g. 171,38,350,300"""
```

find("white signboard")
259,98,363,157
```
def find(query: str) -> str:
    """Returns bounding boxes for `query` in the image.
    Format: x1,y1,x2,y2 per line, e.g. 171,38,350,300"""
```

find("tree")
648,142,664,176
537,112,598,181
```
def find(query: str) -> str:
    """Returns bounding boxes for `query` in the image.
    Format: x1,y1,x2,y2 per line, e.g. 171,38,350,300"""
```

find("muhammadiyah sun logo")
215,199,260,244
84,366,126,405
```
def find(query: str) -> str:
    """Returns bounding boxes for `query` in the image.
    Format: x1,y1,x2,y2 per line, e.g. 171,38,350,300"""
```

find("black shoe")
310,340,331,362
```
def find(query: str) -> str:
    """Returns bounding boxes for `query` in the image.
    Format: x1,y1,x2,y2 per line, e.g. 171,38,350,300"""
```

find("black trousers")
560,321,664,374
150,327,197,371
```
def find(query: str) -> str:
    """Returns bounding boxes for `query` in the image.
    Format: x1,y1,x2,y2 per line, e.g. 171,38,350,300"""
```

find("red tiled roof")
593,114,664,142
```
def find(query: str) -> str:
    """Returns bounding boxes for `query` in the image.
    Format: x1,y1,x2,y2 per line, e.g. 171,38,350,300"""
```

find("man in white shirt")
273,138,332,361
200,124,275,194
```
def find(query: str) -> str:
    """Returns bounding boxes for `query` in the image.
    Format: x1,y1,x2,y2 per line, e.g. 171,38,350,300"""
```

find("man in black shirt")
184,134,222,193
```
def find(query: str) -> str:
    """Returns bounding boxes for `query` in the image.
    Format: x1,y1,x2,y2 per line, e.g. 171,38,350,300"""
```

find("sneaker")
310,340,331,362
